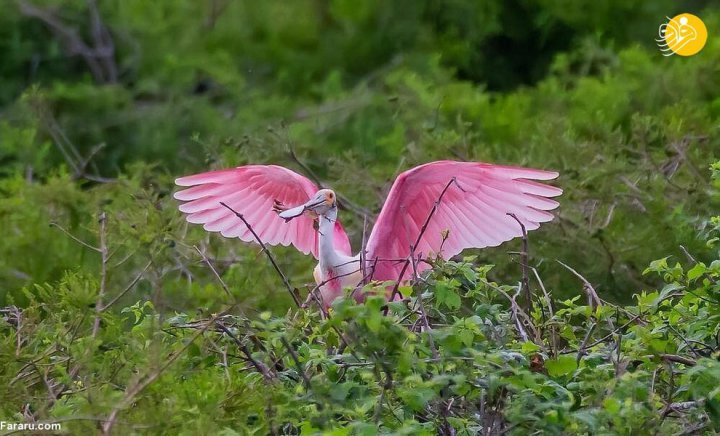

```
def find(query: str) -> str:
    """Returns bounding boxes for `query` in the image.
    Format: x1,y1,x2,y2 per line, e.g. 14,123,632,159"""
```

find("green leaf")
521,341,541,353
545,355,578,377
435,282,461,310
398,285,414,297
687,263,706,281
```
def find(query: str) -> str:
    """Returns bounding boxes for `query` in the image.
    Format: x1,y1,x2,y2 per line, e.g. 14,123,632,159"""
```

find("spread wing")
174,165,351,258
365,161,562,282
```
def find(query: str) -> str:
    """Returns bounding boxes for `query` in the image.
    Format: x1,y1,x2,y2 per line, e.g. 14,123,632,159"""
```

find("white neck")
318,207,339,267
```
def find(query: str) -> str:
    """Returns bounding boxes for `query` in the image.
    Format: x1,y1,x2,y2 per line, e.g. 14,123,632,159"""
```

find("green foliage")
2,210,720,433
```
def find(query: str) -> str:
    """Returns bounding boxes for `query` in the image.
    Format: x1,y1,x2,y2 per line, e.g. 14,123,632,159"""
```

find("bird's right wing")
364,161,562,282
174,165,351,258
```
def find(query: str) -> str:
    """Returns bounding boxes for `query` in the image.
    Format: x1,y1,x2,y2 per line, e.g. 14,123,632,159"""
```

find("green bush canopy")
0,0,719,434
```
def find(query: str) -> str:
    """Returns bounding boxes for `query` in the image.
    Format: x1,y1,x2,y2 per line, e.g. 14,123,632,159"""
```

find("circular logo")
658,13,708,57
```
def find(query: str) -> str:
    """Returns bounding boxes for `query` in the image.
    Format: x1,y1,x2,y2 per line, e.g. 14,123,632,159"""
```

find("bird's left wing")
365,161,562,282
174,165,351,258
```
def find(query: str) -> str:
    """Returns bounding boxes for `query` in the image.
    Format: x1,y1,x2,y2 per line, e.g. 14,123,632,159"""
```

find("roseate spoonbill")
174,161,562,306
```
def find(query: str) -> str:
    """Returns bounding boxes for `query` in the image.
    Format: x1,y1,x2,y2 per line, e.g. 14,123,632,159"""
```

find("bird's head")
275,189,337,221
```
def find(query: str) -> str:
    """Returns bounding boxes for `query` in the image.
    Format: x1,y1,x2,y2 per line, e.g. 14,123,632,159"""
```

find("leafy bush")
1,163,719,434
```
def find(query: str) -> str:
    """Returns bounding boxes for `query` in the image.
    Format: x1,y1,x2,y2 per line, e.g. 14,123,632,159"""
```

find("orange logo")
656,13,708,57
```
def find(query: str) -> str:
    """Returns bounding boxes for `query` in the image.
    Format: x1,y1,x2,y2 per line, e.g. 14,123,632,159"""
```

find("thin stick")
410,250,439,359
194,245,232,299
507,213,532,315
576,322,596,364
49,222,100,252
556,260,603,310
280,337,312,390
92,212,108,338
101,261,152,311
215,321,274,381
531,267,558,357
219,202,300,307
387,177,460,303
360,214,368,285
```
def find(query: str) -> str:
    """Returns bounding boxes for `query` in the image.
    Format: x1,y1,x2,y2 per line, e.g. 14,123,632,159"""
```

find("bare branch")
507,213,532,315
101,261,152,312
556,260,604,311
193,245,233,299
386,177,460,303
92,212,108,339
49,222,100,252
219,202,300,307
280,337,312,390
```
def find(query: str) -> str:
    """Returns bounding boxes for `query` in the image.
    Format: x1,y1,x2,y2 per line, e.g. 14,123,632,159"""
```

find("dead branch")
215,321,274,381
49,222,100,252
280,337,312,390
660,354,697,367
100,261,152,312
556,260,604,312
194,245,233,299
17,0,117,84
507,213,532,315
91,212,108,339
386,177,461,303
531,267,558,357
410,252,439,360
219,202,300,307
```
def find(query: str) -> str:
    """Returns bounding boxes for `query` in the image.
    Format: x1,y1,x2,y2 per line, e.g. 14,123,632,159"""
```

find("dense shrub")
2,164,719,433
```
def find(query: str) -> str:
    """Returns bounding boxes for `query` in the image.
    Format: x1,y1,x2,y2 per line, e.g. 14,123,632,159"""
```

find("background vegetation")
1,0,719,434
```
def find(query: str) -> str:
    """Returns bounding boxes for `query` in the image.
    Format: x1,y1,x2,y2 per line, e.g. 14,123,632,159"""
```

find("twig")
100,261,152,311
556,259,619,328
92,212,108,339
492,285,540,344
49,222,100,252
660,354,696,367
560,314,644,354
280,337,312,390
531,267,558,357
215,321,274,381
410,252,439,360
219,202,300,307
576,322,596,364
556,260,604,311
193,245,232,299
373,364,393,423
507,214,532,315
387,177,461,303
360,214,368,285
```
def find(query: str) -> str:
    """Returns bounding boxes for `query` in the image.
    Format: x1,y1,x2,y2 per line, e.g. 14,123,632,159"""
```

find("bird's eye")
329,193,334,199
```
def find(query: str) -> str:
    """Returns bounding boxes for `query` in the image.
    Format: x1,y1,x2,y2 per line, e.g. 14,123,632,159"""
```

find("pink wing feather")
365,161,562,282
174,165,351,258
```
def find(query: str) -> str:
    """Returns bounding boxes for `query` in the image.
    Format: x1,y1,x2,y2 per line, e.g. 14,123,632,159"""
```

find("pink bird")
174,161,562,306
